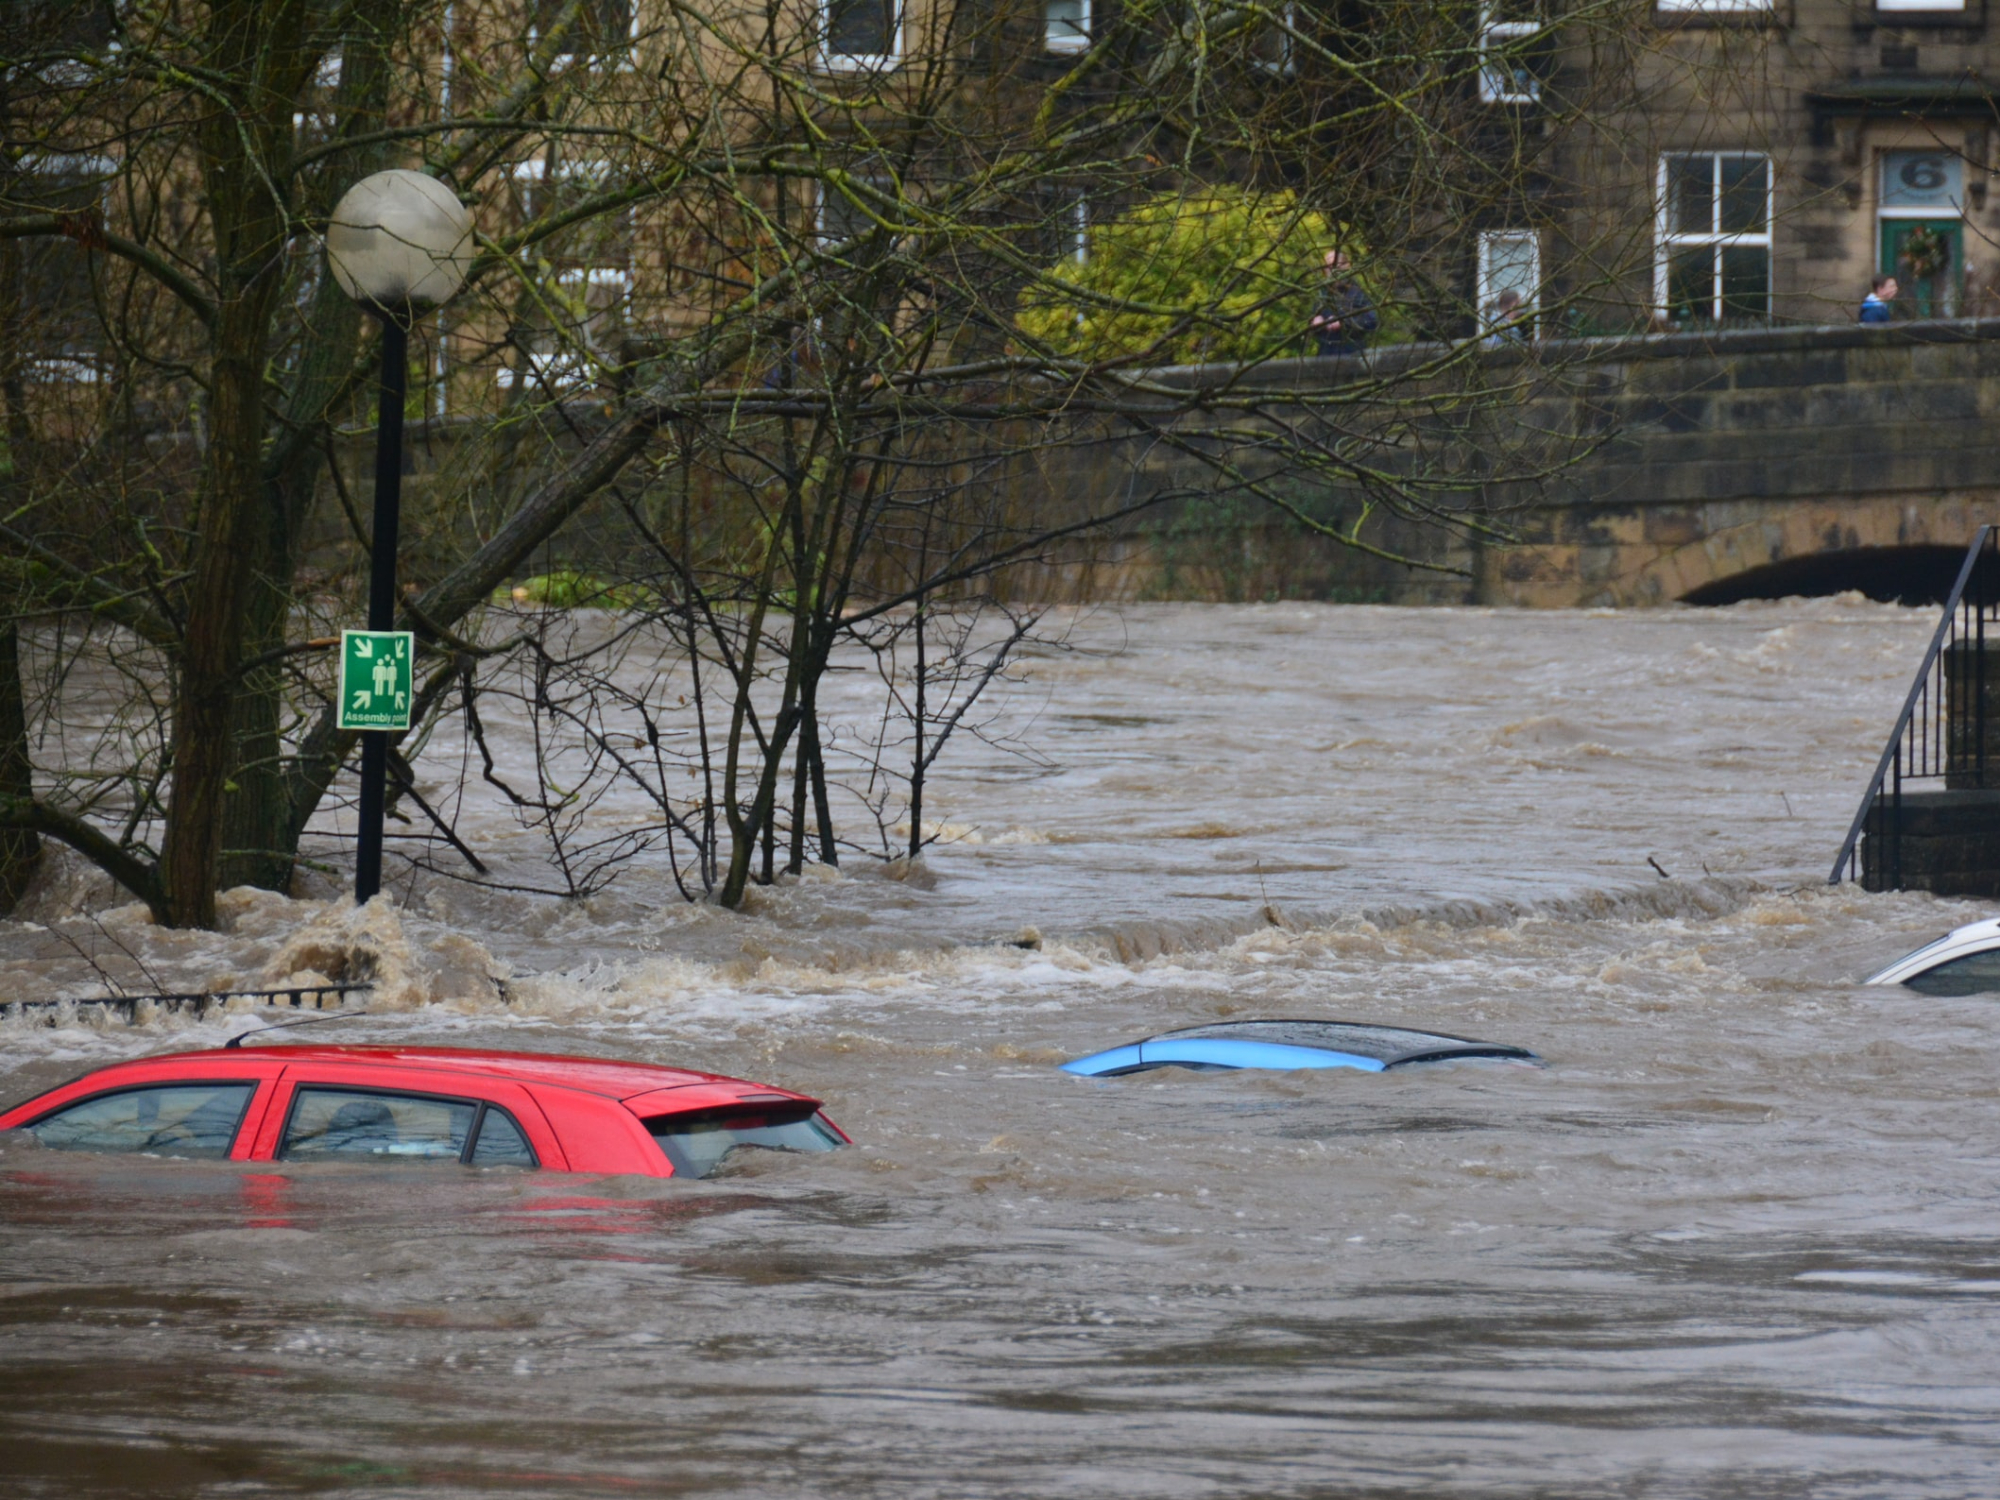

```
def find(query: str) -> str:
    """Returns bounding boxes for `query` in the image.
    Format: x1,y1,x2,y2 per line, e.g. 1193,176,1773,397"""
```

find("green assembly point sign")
337,630,415,732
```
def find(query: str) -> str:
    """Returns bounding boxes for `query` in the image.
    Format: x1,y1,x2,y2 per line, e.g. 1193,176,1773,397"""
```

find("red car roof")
158,1045,785,1102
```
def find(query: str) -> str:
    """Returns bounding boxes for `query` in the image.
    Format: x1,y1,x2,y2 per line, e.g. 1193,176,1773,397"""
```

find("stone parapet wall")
1061,318,2000,607
333,320,2000,609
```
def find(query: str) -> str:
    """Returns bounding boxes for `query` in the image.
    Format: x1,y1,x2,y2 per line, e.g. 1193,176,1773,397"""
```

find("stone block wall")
1060,318,2000,607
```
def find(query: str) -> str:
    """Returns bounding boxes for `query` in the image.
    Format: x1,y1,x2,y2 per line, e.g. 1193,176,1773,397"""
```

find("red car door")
245,1062,568,1170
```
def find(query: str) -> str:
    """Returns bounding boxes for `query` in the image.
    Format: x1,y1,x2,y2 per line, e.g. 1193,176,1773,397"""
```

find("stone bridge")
1081,319,2000,608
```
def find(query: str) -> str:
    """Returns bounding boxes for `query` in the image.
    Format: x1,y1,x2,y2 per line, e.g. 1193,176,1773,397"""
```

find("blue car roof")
1061,1019,1539,1077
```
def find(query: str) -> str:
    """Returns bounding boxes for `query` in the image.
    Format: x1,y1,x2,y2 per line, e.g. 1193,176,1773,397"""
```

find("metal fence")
1,982,372,1028
1830,526,2000,887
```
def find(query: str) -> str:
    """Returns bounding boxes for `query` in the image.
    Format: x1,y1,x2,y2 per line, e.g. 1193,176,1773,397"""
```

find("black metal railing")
1830,526,2000,886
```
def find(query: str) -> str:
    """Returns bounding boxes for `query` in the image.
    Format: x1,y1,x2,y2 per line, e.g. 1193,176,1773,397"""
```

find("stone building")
1483,0,2000,332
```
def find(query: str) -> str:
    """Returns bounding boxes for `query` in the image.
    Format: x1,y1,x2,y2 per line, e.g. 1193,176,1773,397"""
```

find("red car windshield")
644,1104,843,1178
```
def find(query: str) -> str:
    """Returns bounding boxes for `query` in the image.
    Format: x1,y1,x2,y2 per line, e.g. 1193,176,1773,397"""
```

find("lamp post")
326,169,474,903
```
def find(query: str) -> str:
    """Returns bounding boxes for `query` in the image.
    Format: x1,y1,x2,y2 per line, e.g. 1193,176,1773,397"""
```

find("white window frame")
528,0,640,72
818,0,902,72
816,176,892,248
511,154,616,195
1653,0,1773,11
1046,0,1089,52
1653,151,1773,322
501,156,632,389
26,358,104,384
433,316,450,417
441,4,458,118
1477,229,1540,332
1478,6,1540,105
16,152,118,179
1876,0,1964,10
1253,0,1296,73
497,350,596,391
1069,194,1088,263
17,154,116,383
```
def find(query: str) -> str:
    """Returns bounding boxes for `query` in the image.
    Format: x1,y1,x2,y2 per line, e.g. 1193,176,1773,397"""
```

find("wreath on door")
1904,225,1951,281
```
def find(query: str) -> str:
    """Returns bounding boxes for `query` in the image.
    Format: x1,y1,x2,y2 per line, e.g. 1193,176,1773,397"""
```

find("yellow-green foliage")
500,570,652,610
1017,187,1368,366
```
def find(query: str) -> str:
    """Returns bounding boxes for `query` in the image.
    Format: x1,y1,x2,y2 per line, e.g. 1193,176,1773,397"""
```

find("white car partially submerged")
1866,916,2000,995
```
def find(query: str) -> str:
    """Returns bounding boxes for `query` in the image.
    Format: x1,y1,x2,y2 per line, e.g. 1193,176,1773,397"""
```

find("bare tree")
0,0,1660,923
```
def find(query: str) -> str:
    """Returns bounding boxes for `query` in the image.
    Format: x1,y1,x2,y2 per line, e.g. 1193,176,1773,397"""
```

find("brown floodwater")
4,598,1999,1497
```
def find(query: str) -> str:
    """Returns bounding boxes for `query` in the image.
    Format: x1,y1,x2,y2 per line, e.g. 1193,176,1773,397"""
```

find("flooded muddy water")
5,599,2000,1497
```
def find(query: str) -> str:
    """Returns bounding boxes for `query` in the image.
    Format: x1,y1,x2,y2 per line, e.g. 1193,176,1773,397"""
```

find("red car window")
468,1107,536,1166
249,1062,564,1170
276,1087,541,1168
25,1082,257,1159
281,1088,477,1163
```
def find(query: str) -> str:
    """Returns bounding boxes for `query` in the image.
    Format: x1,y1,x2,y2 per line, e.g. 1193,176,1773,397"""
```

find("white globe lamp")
326,169,473,315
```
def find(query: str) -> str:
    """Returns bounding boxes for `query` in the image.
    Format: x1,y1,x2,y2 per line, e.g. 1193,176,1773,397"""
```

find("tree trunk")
0,192,40,911
0,623,40,911
219,7,386,893
161,297,279,926
158,0,308,926
908,594,925,862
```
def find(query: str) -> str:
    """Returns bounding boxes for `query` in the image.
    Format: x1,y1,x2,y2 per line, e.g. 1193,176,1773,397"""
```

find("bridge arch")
1680,544,1996,606
1594,496,2000,608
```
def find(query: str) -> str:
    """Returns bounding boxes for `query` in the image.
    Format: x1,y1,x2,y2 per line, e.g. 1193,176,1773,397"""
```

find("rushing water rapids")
6,598,2000,1497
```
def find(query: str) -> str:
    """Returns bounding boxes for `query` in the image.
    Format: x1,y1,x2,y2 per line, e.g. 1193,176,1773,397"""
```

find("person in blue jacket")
1860,273,1898,323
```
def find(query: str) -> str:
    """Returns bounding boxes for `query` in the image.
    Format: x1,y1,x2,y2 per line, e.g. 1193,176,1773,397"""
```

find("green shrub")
1016,186,1389,366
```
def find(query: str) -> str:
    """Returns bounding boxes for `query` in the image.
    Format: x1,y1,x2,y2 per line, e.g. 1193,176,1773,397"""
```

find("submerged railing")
1,982,372,1027
1830,527,2000,886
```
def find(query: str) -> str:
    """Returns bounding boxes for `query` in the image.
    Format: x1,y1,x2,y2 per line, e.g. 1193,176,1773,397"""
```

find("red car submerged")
0,1044,848,1179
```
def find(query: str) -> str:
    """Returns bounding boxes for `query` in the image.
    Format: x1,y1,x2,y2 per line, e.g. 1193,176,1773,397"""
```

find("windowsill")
496,358,600,390
817,52,903,72
1653,3,1784,26
541,53,639,73
1044,34,1090,52
1865,3,1982,26
527,32,641,71
26,358,104,383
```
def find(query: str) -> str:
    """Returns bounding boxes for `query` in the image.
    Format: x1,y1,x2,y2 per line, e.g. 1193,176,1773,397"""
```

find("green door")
1880,218,1963,318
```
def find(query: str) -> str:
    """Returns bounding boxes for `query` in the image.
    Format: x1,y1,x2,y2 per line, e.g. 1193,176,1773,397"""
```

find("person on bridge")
1310,250,1378,356
1860,273,1897,324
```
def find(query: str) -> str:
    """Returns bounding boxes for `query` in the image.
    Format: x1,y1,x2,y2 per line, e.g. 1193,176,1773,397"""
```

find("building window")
1253,0,1295,72
821,0,899,69
10,0,114,86
1657,152,1770,324
1478,3,1541,104
1478,230,1539,336
1653,0,1773,11
13,154,114,380
817,177,887,247
503,157,633,390
1046,0,1088,52
530,0,636,67
1035,190,1087,262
